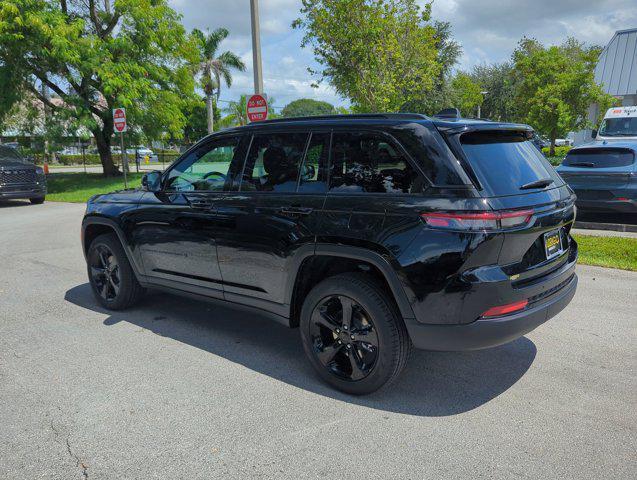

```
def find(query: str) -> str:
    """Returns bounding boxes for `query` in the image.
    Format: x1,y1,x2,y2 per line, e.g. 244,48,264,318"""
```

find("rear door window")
563,149,635,168
328,131,422,194
298,132,330,193
459,131,563,196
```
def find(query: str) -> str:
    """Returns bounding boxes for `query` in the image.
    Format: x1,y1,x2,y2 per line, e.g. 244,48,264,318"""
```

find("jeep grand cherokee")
82,112,578,394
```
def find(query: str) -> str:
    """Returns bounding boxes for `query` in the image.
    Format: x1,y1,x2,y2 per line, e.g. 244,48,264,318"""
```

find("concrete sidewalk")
572,227,637,238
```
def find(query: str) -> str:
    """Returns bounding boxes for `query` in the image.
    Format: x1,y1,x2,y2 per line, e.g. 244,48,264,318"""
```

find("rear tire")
300,273,411,395
30,196,45,204
87,233,144,310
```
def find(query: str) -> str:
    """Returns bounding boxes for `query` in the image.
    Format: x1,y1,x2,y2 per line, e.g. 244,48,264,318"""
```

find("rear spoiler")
434,122,535,137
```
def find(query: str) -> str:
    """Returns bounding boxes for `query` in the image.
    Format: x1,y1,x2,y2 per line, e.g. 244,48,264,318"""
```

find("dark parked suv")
82,113,578,394
0,145,47,203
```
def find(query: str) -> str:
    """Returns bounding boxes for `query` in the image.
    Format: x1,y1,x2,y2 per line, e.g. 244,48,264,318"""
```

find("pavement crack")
50,420,88,479
65,437,89,480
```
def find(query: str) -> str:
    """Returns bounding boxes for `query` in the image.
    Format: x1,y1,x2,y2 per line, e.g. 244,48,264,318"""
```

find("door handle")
279,206,313,216
188,197,214,210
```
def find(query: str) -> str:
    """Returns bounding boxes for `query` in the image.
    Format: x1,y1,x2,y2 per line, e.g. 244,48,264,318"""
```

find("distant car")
128,146,158,164
555,138,573,147
0,145,47,204
557,142,637,213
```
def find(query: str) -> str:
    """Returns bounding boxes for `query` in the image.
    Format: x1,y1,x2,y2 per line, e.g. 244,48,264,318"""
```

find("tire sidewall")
300,275,401,395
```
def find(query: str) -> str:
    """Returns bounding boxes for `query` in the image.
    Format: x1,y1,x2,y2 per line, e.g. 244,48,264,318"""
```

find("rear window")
459,131,563,196
563,149,635,168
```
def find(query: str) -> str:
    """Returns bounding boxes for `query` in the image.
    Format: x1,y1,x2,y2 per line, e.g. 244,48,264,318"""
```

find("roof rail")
253,113,428,125
433,108,461,120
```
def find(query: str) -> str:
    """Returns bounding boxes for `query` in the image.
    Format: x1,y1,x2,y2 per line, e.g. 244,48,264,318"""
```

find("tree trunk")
549,129,557,156
94,129,120,177
206,94,214,134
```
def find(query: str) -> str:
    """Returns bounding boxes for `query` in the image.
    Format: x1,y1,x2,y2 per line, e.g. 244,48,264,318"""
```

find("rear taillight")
481,299,528,318
421,209,533,231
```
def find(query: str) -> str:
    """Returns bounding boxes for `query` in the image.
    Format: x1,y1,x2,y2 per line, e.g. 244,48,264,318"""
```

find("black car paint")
83,115,578,351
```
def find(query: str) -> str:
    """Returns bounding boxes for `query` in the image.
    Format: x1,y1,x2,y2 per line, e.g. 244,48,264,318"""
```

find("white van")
594,106,637,141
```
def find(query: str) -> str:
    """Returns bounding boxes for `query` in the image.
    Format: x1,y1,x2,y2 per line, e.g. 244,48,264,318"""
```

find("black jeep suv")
0,145,46,203
82,113,578,394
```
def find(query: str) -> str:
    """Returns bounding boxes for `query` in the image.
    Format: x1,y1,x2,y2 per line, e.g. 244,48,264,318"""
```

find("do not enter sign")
247,94,268,122
113,108,127,133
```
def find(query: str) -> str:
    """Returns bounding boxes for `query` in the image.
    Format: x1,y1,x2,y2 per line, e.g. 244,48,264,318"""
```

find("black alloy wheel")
89,244,121,302
309,295,379,381
300,273,411,395
86,233,144,310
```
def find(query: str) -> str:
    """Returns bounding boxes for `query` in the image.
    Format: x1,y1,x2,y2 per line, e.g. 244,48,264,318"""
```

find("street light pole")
250,0,264,94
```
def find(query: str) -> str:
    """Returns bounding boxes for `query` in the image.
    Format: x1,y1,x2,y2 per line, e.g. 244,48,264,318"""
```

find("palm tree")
223,94,249,127
221,95,277,128
192,28,246,134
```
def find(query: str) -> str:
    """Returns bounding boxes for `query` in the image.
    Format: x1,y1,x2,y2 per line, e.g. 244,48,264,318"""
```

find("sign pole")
120,131,128,189
113,107,128,187
250,0,264,94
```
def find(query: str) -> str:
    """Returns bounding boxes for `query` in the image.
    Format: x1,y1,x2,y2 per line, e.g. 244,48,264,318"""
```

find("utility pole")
250,0,264,94
478,91,488,119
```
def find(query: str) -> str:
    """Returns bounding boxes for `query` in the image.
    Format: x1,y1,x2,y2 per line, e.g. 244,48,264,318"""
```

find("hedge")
53,152,180,166
541,145,571,157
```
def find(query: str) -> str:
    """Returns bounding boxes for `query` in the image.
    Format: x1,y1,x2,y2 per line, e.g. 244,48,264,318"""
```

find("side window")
241,132,309,192
165,136,241,192
298,132,330,193
329,131,420,194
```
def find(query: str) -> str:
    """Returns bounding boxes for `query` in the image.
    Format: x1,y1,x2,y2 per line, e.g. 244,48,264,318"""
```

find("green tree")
512,37,615,155
450,72,483,117
0,0,197,176
469,62,517,122
192,27,246,134
294,0,441,112
183,99,220,144
222,95,249,127
281,98,336,117
401,21,462,115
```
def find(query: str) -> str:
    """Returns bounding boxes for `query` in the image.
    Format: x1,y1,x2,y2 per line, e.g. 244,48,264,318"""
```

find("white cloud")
172,0,637,108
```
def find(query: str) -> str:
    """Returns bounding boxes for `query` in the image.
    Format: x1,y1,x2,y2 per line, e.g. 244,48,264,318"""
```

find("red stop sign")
247,94,268,122
113,108,127,133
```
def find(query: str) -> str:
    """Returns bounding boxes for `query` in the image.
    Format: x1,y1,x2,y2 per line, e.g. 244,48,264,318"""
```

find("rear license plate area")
544,228,563,260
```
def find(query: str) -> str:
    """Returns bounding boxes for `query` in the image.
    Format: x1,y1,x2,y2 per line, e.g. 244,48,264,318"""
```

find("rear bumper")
0,184,46,200
405,265,578,351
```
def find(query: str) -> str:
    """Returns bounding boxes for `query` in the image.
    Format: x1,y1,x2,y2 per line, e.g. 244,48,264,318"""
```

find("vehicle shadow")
0,199,31,208
65,283,537,417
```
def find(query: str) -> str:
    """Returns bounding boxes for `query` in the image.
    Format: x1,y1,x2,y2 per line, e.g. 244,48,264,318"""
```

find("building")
573,27,637,145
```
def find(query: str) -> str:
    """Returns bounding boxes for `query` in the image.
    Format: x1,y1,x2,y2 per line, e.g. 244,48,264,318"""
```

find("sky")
168,0,637,112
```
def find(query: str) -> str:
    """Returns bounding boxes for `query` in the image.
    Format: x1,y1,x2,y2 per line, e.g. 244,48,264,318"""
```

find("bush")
542,145,571,157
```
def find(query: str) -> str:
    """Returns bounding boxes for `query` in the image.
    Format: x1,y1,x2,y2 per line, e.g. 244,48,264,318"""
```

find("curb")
574,221,637,233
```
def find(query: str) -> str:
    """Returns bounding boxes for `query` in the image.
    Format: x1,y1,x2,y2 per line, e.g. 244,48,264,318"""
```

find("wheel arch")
286,244,415,327
82,217,144,279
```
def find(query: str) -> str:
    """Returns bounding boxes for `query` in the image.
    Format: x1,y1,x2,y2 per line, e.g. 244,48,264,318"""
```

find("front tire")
30,196,45,204
87,233,143,310
300,273,411,395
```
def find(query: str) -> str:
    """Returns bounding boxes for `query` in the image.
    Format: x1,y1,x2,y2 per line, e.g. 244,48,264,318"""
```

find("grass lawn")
46,172,144,203
573,234,637,272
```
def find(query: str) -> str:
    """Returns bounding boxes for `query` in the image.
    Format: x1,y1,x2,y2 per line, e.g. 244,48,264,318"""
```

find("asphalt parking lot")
1,201,635,479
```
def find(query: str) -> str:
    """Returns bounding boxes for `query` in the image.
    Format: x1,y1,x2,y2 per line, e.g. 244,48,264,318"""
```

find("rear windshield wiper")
567,161,595,167
520,178,554,190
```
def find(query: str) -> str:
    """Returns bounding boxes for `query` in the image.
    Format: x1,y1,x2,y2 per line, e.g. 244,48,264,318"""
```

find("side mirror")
142,170,162,192
591,129,598,139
